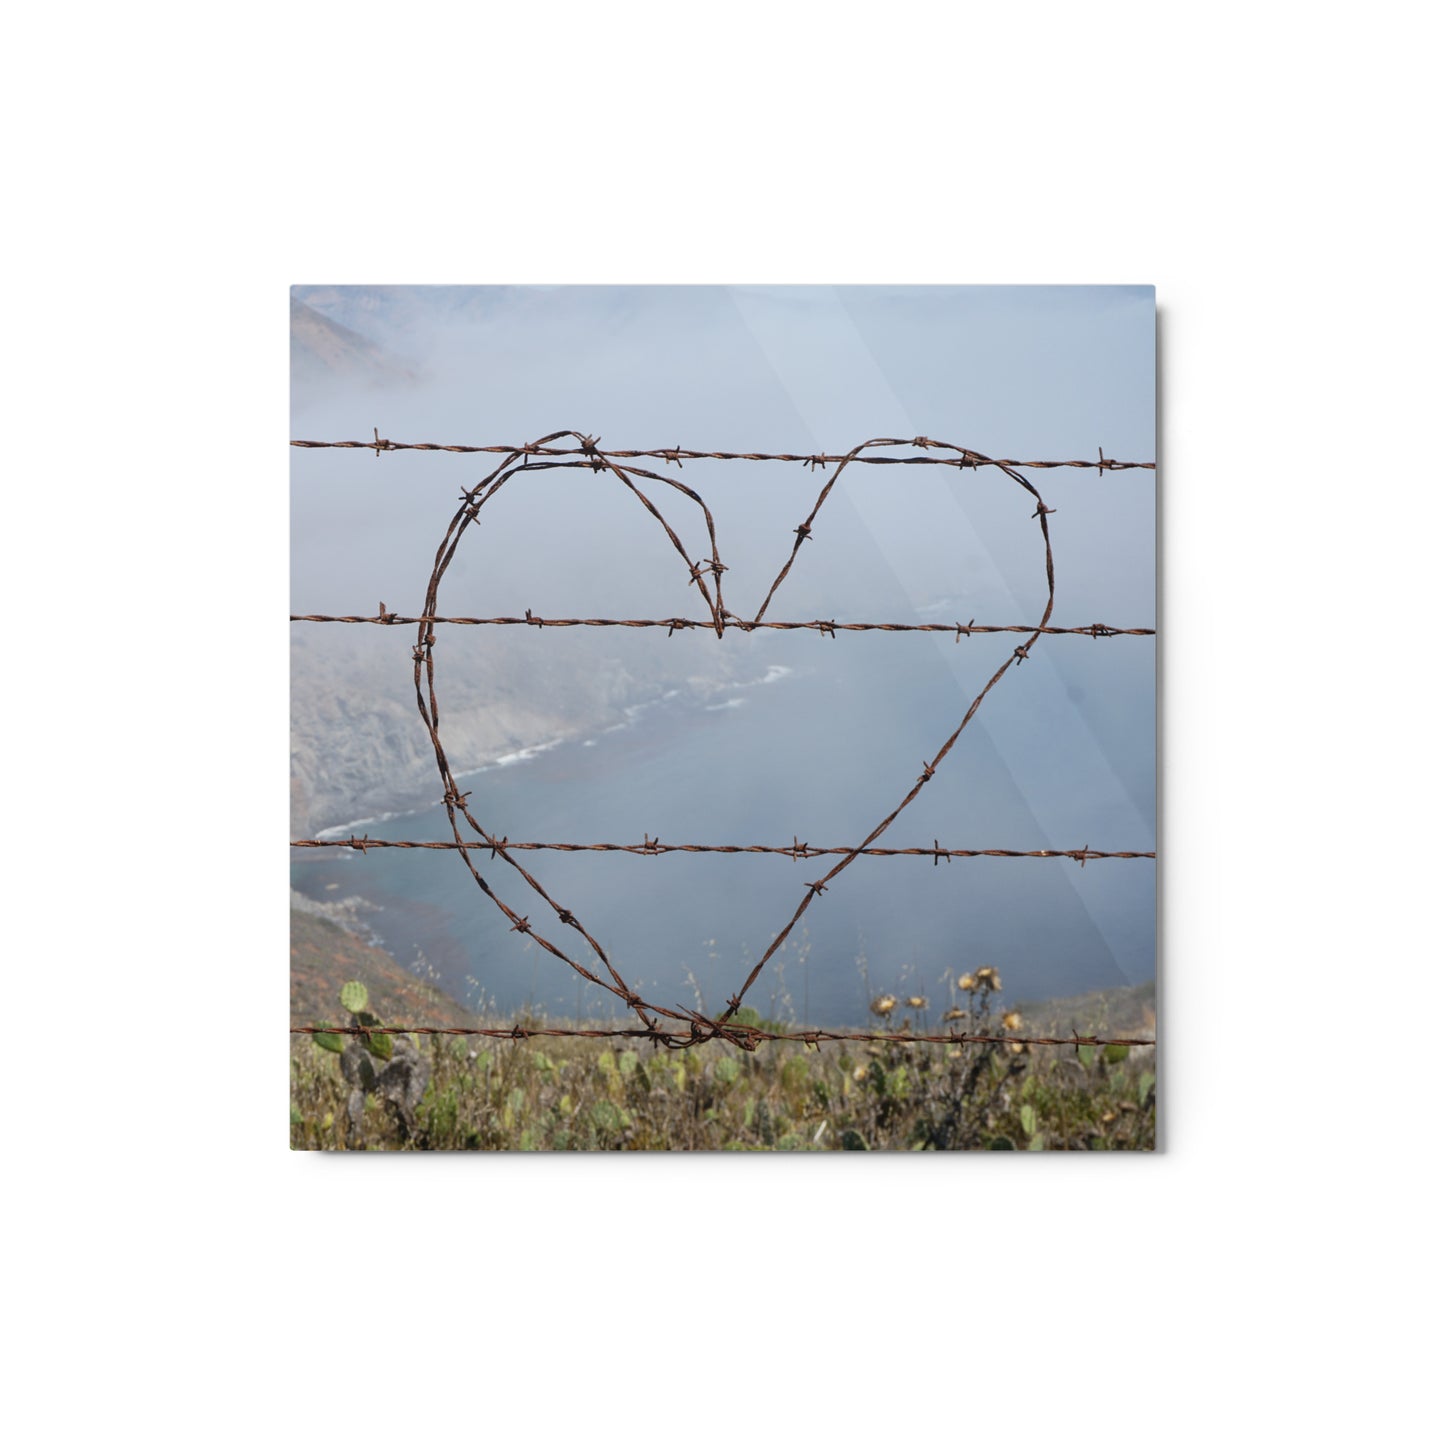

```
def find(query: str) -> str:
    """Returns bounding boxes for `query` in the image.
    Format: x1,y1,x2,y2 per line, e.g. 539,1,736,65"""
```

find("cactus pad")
339,981,369,1015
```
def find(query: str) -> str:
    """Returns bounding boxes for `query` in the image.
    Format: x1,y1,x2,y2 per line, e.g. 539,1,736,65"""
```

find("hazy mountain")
290,294,417,395
291,284,521,345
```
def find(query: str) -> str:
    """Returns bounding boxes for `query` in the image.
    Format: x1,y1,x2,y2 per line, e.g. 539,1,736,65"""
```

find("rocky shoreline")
288,887,387,944
290,624,765,840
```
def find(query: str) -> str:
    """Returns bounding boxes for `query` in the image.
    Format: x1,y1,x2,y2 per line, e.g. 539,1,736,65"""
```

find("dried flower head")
1002,1010,1023,1031
906,996,927,1010
870,994,898,1017
958,973,977,992
943,1007,968,1022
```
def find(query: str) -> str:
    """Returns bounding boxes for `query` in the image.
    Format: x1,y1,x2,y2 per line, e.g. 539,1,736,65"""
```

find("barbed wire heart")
409,432,1059,1049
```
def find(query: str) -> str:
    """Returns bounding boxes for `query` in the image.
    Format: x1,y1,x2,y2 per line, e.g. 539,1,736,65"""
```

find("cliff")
290,622,756,838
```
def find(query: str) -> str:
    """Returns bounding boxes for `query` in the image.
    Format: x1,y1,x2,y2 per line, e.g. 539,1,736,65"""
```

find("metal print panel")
290,284,1157,1150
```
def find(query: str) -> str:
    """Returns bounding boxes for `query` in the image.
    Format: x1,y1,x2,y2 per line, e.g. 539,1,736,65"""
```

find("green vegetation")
291,981,1156,1152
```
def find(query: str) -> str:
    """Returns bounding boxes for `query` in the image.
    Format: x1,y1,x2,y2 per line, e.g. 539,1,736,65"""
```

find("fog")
291,285,1155,1021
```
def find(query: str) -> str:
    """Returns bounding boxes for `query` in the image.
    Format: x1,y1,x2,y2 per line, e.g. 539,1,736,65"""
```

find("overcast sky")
292,284,1153,618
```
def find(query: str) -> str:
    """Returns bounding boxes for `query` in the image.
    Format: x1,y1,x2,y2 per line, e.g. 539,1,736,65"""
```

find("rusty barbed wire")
292,430,1153,474
293,837,1155,864
291,1023,1155,1051
293,431,1157,1049
290,610,1154,638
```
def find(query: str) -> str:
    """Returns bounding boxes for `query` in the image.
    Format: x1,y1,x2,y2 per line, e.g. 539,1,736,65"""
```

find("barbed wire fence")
291,431,1157,1053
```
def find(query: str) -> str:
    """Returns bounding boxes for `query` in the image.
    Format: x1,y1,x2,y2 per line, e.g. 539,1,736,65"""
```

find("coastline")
292,659,796,844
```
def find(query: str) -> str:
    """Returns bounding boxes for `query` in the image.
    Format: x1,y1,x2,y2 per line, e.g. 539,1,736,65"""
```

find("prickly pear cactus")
313,982,430,1147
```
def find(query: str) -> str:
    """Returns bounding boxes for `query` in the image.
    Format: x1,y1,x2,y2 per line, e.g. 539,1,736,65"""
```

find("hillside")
1016,980,1157,1038
290,294,416,394
290,905,476,1030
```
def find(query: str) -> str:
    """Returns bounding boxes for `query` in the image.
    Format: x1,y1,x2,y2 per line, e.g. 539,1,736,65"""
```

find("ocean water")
290,633,1156,1027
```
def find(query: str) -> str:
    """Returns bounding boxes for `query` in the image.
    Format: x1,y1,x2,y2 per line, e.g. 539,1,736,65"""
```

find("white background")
7,4,1437,1440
